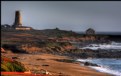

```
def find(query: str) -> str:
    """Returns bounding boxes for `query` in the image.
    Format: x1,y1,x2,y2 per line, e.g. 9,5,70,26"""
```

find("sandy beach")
3,52,111,76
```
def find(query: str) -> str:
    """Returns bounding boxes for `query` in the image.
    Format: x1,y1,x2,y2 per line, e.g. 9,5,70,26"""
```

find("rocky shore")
1,29,121,76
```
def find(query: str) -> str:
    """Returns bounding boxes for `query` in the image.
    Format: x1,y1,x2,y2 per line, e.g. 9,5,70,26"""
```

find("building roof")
86,28,95,31
86,28,95,35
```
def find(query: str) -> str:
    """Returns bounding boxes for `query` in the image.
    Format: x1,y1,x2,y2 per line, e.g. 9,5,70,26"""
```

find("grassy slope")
1,29,82,44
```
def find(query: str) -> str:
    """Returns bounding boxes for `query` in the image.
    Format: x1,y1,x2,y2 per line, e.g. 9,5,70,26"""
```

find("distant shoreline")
76,31,121,35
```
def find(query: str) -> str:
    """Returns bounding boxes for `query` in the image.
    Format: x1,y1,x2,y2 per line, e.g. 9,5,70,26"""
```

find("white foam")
90,66,121,76
76,59,121,76
76,59,91,62
81,42,121,50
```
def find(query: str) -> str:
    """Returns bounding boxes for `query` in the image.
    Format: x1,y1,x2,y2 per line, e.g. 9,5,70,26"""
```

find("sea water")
77,41,121,76
77,58,121,76
81,41,121,50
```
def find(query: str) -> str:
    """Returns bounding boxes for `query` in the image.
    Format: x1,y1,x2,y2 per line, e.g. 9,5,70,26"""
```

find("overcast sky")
1,1,121,32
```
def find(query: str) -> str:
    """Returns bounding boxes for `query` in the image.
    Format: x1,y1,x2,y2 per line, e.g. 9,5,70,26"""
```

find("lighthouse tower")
12,10,32,30
12,10,22,28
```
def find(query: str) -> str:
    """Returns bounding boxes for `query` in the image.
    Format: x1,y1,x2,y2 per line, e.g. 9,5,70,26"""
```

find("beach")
3,52,111,76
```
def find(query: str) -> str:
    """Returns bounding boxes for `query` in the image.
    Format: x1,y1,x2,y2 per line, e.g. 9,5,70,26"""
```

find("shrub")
1,56,26,72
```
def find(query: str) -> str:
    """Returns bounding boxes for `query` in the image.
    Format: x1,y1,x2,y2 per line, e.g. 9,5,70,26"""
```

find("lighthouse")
12,10,32,30
12,10,22,28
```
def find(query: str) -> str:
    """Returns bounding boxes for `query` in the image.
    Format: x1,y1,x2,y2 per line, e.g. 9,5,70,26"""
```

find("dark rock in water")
84,62,99,66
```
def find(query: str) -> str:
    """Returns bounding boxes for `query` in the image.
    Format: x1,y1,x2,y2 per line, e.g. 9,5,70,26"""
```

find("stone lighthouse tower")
12,10,22,28
12,10,32,30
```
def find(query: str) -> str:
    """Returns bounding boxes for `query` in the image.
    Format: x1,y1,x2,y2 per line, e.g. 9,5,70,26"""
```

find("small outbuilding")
85,28,95,35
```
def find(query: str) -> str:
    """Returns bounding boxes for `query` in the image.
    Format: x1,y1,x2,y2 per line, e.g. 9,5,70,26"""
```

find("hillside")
1,28,82,44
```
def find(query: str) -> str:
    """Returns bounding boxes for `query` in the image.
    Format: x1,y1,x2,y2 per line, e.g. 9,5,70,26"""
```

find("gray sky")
1,1,121,32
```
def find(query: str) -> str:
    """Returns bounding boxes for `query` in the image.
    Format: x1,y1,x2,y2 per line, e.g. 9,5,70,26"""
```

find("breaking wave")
77,59,121,76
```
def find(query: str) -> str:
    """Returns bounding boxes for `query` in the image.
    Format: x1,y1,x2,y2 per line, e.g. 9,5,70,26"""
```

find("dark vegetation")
2,44,28,53
52,59,76,63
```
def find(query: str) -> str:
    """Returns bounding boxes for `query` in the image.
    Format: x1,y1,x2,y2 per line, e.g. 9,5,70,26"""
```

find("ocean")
77,58,121,76
81,41,121,50
77,41,121,76
76,32,121,35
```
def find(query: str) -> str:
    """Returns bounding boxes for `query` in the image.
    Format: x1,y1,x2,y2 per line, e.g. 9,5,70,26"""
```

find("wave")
90,66,121,76
81,41,121,50
76,59,121,76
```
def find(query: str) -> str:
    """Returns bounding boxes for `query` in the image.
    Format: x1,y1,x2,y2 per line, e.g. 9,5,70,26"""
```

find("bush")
1,56,26,72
